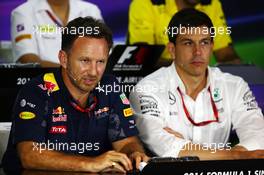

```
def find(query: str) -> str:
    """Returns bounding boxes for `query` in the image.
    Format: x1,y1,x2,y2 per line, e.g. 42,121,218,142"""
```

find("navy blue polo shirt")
2,69,138,170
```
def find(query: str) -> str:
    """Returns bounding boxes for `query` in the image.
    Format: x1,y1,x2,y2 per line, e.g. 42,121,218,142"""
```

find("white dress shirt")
129,63,264,157
11,0,103,63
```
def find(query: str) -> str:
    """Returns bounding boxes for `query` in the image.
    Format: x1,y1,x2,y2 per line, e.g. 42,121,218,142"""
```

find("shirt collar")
206,66,213,90
34,0,53,13
54,68,97,109
168,63,213,94
168,63,186,93
34,0,76,25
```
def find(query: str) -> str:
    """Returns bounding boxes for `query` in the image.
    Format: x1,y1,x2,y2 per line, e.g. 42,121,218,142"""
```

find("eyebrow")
179,37,211,42
201,37,212,41
179,38,192,42
78,56,90,60
78,56,107,61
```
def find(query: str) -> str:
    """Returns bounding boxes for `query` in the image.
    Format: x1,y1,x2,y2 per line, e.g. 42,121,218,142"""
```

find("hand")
240,150,264,159
231,145,247,151
229,145,264,159
129,151,150,169
92,150,132,173
100,166,126,174
163,127,184,139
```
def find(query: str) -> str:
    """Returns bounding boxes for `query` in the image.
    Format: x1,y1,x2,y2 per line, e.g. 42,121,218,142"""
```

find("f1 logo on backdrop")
113,46,142,71
106,45,164,85
113,46,152,71
117,46,138,64
116,46,151,65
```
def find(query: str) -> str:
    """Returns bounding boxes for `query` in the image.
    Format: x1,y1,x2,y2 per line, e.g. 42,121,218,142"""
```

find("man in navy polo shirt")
2,17,148,173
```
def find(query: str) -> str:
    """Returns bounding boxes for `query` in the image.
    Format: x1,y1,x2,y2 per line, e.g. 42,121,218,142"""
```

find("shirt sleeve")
10,81,47,145
128,0,155,44
129,84,190,157
81,2,103,21
231,79,264,150
92,5,103,21
107,76,139,142
11,8,38,62
211,0,232,51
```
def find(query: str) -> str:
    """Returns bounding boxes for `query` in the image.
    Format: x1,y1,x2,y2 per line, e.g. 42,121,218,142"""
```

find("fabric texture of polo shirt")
11,0,103,63
2,69,138,171
128,0,232,59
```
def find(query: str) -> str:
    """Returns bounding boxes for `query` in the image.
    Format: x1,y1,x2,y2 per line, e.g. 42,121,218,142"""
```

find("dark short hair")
61,17,113,53
167,8,214,43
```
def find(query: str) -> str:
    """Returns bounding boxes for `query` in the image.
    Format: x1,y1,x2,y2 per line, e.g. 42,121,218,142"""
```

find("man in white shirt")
129,8,264,160
11,0,103,67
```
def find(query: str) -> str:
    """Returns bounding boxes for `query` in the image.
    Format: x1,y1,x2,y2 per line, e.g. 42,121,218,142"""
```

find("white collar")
34,0,77,23
34,0,53,13
168,63,214,95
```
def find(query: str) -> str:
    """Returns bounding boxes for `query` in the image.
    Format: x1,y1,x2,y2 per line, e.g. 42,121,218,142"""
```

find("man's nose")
87,61,97,76
193,44,202,56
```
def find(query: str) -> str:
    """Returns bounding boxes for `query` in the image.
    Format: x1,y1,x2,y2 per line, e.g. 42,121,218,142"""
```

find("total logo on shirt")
49,126,67,134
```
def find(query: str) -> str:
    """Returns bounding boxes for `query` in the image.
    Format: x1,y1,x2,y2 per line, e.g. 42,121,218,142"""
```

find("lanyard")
177,86,219,126
45,10,63,27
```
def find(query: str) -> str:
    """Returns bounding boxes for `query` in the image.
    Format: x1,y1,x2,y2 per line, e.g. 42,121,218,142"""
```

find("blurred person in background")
11,0,103,67
128,0,241,66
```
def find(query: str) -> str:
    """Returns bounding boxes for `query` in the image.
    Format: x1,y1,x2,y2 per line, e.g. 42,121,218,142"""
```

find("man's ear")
167,42,176,59
59,50,67,69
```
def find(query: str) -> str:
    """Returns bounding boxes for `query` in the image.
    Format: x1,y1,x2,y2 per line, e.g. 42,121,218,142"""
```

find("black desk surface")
1,159,264,175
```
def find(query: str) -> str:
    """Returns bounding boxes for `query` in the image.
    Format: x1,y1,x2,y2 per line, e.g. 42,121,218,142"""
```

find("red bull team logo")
38,73,59,96
94,107,109,115
52,106,67,122
53,106,64,115
45,81,56,90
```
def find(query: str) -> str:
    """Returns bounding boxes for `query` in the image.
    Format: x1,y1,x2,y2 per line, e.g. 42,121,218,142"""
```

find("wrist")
230,149,248,160
79,157,97,172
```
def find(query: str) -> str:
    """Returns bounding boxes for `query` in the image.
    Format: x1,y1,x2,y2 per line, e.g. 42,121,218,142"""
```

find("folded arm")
164,127,264,160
